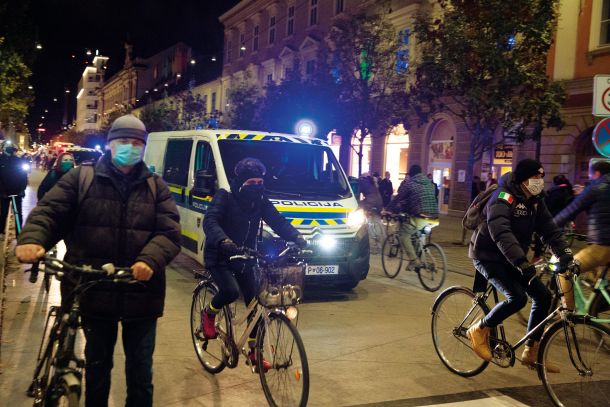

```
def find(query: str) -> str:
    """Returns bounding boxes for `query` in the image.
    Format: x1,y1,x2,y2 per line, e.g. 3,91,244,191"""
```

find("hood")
410,173,430,185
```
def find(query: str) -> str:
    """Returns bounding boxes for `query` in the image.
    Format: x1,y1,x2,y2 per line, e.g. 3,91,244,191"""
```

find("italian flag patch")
498,192,514,204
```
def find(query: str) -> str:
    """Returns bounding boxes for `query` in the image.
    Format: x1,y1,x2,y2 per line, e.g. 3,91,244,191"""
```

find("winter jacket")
554,173,610,245
545,184,573,217
18,154,181,320
386,173,439,217
358,176,383,212
0,153,28,198
469,172,569,267
203,188,300,267
378,178,393,207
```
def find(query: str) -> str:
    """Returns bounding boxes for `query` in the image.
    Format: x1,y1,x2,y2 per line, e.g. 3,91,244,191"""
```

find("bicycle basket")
258,264,305,307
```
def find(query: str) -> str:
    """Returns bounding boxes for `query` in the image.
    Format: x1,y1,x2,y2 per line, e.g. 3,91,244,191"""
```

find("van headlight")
347,209,365,227
21,163,30,172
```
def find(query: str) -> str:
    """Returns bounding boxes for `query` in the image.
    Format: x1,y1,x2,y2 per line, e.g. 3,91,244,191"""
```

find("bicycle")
26,256,134,407
380,213,447,292
190,243,311,407
431,259,610,407
364,207,385,255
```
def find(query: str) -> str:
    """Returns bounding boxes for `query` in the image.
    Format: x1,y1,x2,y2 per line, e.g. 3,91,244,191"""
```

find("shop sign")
494,145,513,164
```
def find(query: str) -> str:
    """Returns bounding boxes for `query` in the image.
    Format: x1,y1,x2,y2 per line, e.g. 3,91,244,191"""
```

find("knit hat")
408,164,422,177
234,157,266,186
107,114,148,143
514,158,544,183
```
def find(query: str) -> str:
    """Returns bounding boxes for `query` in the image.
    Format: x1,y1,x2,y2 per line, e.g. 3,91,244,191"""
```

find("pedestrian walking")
378,171,394,208
0,141,28,235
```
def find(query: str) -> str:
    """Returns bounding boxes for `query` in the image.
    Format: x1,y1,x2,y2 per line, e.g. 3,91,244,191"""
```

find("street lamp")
295,119,316,138
211,56,217,62
35,43,42,50
190,59,196,65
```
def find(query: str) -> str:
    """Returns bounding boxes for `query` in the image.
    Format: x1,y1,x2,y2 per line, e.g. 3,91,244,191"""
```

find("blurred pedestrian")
0,141,28,235
378,171,394,208
428,173,440,202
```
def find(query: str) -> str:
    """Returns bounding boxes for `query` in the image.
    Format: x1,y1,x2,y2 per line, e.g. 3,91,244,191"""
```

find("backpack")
77,164,157,206
462,184,498,230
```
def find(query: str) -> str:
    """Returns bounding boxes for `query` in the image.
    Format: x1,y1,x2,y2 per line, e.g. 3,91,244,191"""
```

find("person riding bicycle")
385,164,439,269
37,152,75,200
468,158,572,370
16,115,182,407
202,157,307,370
554,160,610,308
358,173,384,254
0,141,28,235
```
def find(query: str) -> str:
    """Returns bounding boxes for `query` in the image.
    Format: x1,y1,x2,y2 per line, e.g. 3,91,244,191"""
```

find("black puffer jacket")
554,173,610,245
0,153,28,197
469,172,569,267
203,188,300,267
18,154,181,320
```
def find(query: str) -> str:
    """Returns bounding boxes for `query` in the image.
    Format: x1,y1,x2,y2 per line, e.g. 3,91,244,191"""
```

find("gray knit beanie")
107,114,148,143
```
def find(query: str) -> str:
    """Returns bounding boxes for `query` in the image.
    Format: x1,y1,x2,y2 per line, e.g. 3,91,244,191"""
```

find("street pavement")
0,169,565,406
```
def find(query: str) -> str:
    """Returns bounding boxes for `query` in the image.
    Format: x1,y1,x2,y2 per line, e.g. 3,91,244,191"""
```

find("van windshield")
218,140,352,199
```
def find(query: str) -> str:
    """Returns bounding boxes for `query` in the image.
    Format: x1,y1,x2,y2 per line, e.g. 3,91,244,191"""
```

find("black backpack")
462,184,498,230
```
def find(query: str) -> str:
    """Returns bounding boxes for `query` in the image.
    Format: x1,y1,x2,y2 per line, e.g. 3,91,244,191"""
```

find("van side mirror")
193,170,216,196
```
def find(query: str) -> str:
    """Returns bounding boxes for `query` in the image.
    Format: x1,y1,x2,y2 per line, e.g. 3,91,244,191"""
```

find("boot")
201,307,218,339
248,349,272,373
521,341,560,373
467,320,492,361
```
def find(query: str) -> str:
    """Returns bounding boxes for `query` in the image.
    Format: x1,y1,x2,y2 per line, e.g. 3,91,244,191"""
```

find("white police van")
144,130,369,289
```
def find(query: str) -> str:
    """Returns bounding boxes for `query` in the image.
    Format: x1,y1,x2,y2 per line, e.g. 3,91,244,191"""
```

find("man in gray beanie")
16,114,181,406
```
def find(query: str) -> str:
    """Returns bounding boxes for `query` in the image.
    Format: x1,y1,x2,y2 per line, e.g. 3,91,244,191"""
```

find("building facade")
75,55,108,132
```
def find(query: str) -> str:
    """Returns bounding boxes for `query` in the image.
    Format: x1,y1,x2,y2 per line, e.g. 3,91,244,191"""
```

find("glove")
558,248,573,269
295,236,308,249
219,238,240,257
518,261,537,284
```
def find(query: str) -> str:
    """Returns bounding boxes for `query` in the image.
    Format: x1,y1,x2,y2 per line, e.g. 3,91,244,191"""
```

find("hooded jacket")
469,172,569,267
554,173,610,245
203,185,300,267
18,154,181,320
386,173,439,217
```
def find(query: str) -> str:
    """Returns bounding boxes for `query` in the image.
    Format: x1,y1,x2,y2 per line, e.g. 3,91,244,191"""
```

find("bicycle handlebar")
229,244,313,263
38,256,134,282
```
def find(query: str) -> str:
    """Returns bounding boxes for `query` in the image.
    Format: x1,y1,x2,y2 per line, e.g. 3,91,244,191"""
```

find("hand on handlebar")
16,244,45,264
131,261,154,281
518,261,537,285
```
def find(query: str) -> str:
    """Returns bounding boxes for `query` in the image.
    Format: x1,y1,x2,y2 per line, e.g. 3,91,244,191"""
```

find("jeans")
82,318,157,407
0,196,23,233
400,217,436,260
559,243,610,309
474,259,552,343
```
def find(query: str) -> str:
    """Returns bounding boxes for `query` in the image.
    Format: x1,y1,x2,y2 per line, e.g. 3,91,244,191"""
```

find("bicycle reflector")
285,306,298,320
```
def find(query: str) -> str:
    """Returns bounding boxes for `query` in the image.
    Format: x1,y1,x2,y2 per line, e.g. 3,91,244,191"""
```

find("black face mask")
238,184,264,202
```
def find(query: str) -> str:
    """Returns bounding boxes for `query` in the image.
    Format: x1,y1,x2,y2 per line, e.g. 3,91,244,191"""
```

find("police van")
144,130,369,289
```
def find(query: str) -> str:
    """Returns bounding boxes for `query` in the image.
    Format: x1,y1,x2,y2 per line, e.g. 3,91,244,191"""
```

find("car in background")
63,146,103,166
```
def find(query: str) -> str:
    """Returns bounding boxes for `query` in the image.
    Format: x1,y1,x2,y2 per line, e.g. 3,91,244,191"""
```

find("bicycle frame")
573,268,610,324
223,298,269,354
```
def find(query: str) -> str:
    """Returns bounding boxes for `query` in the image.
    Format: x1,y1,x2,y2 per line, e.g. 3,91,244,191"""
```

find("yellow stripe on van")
181,228,198,242
326,219,338,226
290,219,304,226
192,195,213,202
169,185,182,194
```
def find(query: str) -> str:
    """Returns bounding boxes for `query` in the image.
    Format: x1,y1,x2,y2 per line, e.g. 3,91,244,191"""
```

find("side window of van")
193,141,217,194
163,139,193,186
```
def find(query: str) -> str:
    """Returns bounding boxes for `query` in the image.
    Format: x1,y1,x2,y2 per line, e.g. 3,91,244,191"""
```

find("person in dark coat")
467,159,571,369
0,141,28,233
37,152,75,201
554,160,610,308
378,171,394,208
16,115,181,407
202,157,306,369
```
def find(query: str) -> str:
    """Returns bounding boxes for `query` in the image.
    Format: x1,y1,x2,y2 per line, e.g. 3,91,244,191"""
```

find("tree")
408,0,565,190
0,37,33,134
179,91,206,130
226,79,262,129
138,101,178,132
329,12,410,176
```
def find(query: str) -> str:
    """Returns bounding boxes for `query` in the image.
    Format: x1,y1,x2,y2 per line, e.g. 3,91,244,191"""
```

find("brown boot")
521,341,560,373
467,320,492,361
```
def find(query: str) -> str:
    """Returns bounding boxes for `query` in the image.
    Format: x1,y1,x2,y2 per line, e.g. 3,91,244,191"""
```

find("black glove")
295,236,308,249
518,261,537,283
219,238,240,257
558,249,573,269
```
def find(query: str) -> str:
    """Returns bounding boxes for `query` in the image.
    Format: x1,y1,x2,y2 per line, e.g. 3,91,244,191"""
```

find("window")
287,5,295,36
163,139,193,187
267,73,273,83
211,92,217,111
306,60,315,75
395,29,410,74
253,25,259,51
602,0,610,46
335,0,344,15
227,40,233,63
202,95,208,113
193,141,217,192
239,32,245,57
309,0,318,26
269,16,276,44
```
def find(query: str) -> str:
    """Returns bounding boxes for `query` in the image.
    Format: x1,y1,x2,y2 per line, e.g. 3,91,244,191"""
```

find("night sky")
27,0,240,137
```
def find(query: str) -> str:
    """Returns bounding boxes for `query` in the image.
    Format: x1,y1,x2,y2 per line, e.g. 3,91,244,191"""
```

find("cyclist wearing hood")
202,157,306,369
468,159,571,370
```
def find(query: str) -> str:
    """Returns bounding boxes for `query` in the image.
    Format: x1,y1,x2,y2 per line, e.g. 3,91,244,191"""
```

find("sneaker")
201,309,217,339
466,320,492,361
406,259,422,272
248,349,272,372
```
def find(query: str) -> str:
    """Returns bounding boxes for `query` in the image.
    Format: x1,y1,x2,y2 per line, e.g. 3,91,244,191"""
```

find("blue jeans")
82,318,157,407
473,259,551,343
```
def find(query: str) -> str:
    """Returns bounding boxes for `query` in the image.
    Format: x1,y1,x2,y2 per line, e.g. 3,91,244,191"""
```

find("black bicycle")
190,243,311,407
26,256,134,407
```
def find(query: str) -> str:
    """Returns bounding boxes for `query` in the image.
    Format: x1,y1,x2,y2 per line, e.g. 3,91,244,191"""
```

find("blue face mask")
112,143,143,167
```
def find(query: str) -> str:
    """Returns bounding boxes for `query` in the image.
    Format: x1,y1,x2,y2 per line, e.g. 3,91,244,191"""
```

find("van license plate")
306,265,339,275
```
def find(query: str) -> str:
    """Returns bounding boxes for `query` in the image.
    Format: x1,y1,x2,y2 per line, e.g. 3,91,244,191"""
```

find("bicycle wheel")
431,286,491,377
368,218,384,254
190,283,228,374
256,312,309,407
539,317,610,407
47,375,80,407
381,234,404,278
417,242,447,292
